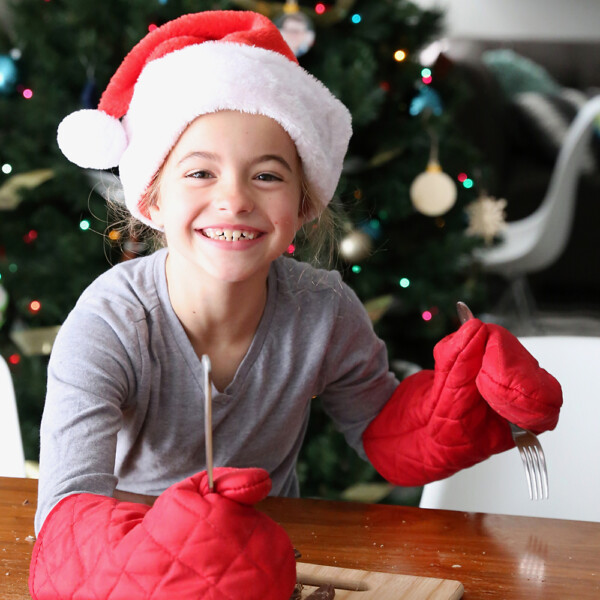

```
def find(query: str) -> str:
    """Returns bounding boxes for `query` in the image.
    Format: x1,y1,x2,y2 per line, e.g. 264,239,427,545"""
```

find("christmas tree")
0,0,489,501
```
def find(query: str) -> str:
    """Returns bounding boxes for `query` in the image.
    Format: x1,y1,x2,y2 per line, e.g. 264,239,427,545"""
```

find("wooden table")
1,476,599,599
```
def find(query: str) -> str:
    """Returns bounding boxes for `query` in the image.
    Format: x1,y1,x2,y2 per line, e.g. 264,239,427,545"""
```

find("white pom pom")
57,109,127,170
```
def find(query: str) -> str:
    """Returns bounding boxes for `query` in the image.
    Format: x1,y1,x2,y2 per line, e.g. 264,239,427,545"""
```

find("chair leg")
486,276,544,334
510,276,545,334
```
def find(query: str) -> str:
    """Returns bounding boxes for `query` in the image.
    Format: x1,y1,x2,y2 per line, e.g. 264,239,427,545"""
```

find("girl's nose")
215,177,255,214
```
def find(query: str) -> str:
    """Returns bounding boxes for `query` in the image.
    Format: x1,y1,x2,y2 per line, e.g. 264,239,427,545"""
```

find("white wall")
413,0,600,41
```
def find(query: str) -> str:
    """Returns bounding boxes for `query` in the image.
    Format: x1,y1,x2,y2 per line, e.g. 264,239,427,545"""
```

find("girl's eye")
256,173,282,182
186,170,213,179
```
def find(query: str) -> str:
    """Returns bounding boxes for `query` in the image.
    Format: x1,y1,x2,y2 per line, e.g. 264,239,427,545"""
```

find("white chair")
475,95,600,318
0,355,26,477
420,336,600,522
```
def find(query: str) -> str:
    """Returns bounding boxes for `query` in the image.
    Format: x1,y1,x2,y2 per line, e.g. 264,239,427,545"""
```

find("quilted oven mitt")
363,318,562,486
30,467,296,600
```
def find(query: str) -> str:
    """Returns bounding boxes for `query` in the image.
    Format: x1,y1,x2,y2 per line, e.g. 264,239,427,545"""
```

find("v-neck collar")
152,248,278,398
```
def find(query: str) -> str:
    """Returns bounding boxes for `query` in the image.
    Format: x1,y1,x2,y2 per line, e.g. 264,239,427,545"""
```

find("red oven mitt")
30,467,296,600
363,318,562,486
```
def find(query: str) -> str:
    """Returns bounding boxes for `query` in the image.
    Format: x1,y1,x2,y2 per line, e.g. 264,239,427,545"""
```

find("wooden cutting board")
296,563,463,599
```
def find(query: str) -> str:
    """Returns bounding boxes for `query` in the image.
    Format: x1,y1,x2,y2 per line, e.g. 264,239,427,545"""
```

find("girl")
30,10,562,600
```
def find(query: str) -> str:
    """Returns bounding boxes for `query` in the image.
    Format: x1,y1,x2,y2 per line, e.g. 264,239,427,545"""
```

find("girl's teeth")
203,228,257,241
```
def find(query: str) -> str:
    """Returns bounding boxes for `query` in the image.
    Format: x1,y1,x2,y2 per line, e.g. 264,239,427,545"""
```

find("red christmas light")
23,229,38,244
315,3,326,15
29,300,42,314
8,354,20,365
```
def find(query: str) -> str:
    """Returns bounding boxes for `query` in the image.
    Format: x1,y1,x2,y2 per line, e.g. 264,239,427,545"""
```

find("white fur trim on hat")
117,42,352,227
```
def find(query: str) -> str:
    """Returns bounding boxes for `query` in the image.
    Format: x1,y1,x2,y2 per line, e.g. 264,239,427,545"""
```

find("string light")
108,230,121,241
421,68,432,85
1,163,12,174
23,229,38,244
287,243,295,254
399,277,410,288
462,178,474,189
352,265,362,274
29,300,41,314
394,49,407,62
457,172,468,183
148,23,158,32
22,88,33,99
79,219,91,231
315,3,326,15
351,14,362,24
8,263,17,273
422,310,432,321
8,353,20,365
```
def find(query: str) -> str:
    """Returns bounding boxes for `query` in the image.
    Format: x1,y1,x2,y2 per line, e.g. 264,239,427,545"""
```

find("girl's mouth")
200,228,262,242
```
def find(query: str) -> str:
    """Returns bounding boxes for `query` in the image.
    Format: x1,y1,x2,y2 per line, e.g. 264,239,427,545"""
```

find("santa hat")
57,10,352,227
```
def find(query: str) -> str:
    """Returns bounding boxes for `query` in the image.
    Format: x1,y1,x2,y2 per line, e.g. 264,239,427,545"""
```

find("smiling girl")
30,10,562,600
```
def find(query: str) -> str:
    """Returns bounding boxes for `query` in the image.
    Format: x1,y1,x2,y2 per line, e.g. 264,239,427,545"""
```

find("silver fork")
456,301,549,500
202,354,214,492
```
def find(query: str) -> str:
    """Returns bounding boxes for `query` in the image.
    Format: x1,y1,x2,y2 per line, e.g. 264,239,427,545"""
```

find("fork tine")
517,445,534,500
529,446,543,500
532,444,549,499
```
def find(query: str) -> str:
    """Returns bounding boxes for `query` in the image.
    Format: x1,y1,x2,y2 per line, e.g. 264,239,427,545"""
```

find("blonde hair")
108,162,341,268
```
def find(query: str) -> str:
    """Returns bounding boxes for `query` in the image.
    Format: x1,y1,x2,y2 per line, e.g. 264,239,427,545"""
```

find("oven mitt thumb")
475,322,562,433
30,467,296,600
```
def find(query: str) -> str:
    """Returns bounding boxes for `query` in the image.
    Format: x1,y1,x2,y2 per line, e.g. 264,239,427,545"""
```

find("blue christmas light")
359,219,382,240
409,85,443,117
351,14,362,24
0,54,18,95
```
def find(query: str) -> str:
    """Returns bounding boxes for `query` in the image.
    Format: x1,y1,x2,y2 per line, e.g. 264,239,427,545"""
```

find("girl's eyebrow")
177,151,219,166
177,151,294,173
251,154,293,173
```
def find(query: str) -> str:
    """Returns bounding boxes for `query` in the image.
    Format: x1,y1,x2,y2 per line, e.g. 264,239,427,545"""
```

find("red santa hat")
57,10,352,227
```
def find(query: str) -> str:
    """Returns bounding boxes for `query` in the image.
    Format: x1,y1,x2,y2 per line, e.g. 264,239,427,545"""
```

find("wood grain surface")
1,477,599,599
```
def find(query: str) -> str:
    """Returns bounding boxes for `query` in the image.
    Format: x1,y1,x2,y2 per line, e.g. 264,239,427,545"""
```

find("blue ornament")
409,85,443,117
0,54,18,95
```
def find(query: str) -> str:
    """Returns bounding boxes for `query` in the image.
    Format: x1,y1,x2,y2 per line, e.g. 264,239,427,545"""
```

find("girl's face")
149,110,304,284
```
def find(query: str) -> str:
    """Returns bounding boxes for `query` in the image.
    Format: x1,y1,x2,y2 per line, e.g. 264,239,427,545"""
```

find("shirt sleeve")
35,302,140,534
317,280,399,459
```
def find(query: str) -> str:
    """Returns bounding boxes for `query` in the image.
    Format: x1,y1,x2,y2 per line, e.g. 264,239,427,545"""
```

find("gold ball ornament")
410,161,457,217
339,229,373,262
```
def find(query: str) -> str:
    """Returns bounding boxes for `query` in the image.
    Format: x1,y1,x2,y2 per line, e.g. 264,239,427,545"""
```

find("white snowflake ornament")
465,195,507,244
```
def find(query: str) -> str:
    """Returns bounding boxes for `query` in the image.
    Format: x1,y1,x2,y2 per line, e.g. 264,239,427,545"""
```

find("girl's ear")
147,200,165,229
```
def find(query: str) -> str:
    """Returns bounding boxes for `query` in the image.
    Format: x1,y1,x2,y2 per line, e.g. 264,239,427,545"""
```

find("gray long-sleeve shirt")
36,248,398,533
